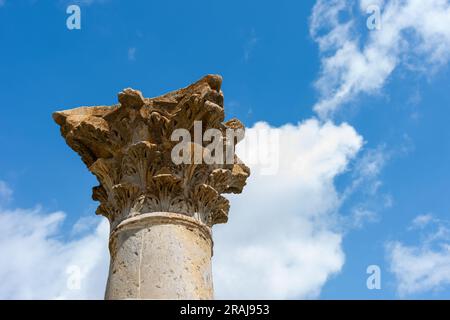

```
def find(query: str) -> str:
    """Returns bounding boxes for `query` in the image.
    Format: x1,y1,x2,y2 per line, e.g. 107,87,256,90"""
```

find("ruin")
53,75,249,299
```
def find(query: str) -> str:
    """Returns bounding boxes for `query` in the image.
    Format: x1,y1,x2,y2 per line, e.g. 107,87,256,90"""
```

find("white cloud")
310,0,450,118
213,119,363,299
387,242,450,296
0,205,109,299
387,215,450,296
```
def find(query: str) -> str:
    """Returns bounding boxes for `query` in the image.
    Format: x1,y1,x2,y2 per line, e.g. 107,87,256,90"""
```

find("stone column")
53,75,249,300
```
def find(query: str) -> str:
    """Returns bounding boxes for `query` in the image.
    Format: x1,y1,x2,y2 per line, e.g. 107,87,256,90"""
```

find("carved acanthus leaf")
53,75,249,227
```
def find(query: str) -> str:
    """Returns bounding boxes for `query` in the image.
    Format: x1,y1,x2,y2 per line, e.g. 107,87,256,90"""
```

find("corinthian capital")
53,75,250,229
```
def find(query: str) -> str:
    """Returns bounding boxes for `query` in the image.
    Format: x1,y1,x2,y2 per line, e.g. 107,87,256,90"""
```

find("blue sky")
1,0,450,299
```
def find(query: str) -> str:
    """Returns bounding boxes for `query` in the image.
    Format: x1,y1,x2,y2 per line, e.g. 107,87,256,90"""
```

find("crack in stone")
137,230,145,299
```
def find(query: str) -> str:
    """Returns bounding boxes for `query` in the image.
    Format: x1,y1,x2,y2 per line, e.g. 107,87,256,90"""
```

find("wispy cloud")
243,28,259,63
410,213,434,230
387,214,450,296
350,146,388,195
310,0,450,118
0,180,13,205
338,145,391,229
128,47,136,61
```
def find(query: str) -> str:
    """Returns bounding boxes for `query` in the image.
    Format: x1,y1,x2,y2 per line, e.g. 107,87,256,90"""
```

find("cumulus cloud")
387,215,450,296
213,119,363,299
310,0,450,118
0,195,109,299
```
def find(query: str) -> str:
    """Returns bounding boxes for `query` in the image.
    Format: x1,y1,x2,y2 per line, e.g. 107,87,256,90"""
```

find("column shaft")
105,212,213,299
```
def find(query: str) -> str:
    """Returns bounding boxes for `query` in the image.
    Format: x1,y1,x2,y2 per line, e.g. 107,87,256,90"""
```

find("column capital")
53,75,249,229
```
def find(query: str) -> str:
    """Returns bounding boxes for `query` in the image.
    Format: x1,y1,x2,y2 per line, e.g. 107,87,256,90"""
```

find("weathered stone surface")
53,75,249,229
105,212,214,299
53,75,249,299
